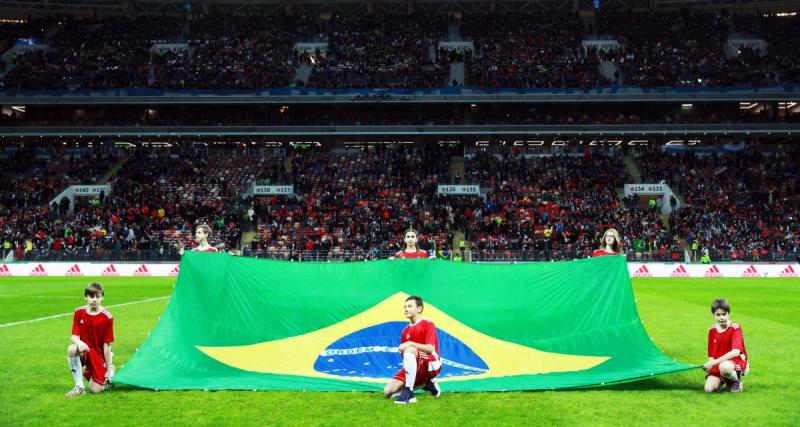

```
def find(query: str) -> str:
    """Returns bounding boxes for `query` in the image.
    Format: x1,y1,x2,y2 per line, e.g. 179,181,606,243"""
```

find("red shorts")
706,357,748,380
81,350,108,385
392,352,441,389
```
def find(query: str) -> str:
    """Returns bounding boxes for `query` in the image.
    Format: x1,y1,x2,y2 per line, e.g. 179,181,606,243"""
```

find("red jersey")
708,322,748,364
591,249,619,257
72,307,114,354
394,249,428,259
400,318,440,363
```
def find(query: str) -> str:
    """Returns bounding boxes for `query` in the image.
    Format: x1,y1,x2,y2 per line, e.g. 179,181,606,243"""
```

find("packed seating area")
595,10,800,87
461,150,680,260
1,141,798,262
246,145,455,260
0,145,258,260
151,14,318,90
0,20,46,70
460,12,608,88
0,145,120,257
731,13,800,84
306,14,449,88
595,10,736,87
3,11,799,90
635,142,800,261
3,16,183,90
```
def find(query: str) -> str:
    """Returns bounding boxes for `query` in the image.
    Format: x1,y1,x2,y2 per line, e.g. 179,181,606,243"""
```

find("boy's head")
84,282,104,308
404,295,424,319
711,298,730,325
195,224,211,242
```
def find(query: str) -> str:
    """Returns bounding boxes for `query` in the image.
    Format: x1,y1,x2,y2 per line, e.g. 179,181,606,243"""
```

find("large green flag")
116,254,695,391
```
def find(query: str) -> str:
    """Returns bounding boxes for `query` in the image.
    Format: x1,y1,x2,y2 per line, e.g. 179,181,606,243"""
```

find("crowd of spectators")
0,145,261,260
3,16,183,90
461,149,680,260
0,19,52,73
730,13,800,84
635,141,800,260
3,11,800,90
2,141,798,262
306,13,449,88
460,11,608,88
245,145,456,260
594,10,793,87
151,14,320,89
0,144,120,258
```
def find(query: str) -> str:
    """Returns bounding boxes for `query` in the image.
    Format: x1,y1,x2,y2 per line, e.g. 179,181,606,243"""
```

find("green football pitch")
1,276,798,426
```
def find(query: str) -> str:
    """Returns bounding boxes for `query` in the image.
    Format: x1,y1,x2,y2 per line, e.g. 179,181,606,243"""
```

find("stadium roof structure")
0,0,797,15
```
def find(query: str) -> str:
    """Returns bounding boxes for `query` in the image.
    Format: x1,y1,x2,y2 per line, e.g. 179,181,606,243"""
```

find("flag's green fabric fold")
116,254,694,391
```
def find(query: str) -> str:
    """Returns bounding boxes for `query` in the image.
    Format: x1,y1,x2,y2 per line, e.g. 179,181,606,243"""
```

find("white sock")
67,356,84,388
403,351,417,389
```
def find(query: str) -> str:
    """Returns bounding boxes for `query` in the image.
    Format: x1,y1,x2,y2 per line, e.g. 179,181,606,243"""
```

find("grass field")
1,276,798,426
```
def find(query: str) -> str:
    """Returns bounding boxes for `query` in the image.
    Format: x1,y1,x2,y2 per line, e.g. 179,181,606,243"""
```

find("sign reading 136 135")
437,185,480,195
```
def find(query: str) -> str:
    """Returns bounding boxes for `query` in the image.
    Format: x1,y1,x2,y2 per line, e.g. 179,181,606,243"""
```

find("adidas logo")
101,264,120,277
28,264,48,276
740,264,760,278
779,265,798,278
65,264,84,277
168,265,180,277
703,265,723,278
632,264,652,278
670,264,690,278
133,264,151,277
0,264,11,276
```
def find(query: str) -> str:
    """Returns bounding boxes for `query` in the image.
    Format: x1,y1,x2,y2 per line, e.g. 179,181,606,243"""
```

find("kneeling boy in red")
65,282,115,397
383,295,442,404
703,298,749,393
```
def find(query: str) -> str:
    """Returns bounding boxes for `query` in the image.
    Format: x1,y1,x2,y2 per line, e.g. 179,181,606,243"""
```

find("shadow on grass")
567,377,700,392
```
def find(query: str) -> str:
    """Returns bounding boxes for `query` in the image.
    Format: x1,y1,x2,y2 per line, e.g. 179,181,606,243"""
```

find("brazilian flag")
116,254,694,391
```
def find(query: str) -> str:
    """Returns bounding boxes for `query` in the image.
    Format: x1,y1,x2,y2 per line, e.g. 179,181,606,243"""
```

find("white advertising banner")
0,262,180,277
624,183,680,214
0,262,797,278
438,42,474,51
72,185,111,196
624,184,668,196
627,262,799,278
437,185,480,196
252,185,294,195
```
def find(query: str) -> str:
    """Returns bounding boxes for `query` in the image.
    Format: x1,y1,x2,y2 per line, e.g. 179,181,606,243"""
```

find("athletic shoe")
104,364,115,391
65,385,85,398
422,380,441,397
729,380,743,393
394,387,417,404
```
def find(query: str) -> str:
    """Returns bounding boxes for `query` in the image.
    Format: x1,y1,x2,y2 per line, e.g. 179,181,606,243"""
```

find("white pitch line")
0,296,170,328
0,295,85,299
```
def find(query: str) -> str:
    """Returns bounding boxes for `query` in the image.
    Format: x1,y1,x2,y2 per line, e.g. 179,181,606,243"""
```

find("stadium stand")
636,141,800,261
3,11,798,90
460,11,608,88
1,141,798,263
